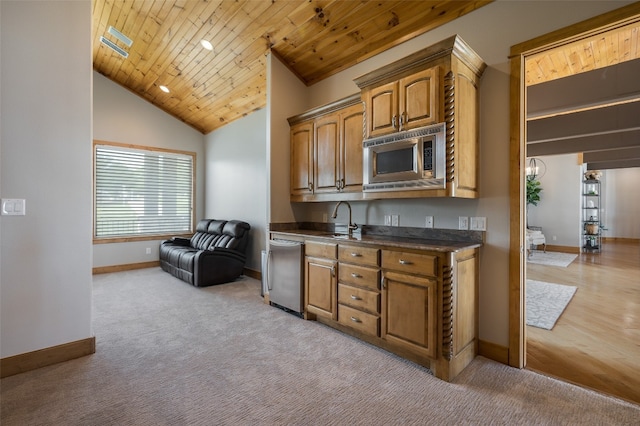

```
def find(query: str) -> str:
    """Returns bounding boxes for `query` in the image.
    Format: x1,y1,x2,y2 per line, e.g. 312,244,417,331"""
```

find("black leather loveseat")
160,219,251,287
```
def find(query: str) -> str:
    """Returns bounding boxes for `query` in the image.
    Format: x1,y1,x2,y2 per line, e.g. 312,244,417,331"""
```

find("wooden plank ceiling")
525,21,640,86
92,0,492,134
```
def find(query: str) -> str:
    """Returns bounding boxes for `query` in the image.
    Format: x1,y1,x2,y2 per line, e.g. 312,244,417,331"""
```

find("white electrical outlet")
425,216,434,228
470,217,487,231
458,216,469,230
391,215,399,227
146,247,151,254
322,213,328,223
384,215,392,226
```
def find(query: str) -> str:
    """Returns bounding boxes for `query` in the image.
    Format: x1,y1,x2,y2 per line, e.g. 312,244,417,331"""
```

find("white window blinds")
94,144,194,238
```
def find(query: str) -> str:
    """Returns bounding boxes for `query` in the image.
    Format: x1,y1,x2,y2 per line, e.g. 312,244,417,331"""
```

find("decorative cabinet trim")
287,93,362,126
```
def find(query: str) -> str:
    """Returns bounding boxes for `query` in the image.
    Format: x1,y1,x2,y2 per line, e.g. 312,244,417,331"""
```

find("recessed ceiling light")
200,39,213,51
159,85,170,93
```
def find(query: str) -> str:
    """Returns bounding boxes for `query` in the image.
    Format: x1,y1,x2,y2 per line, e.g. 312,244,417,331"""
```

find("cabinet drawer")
338,263,380,291
382,250,437,277
305,240,337,259
338,245,380,266
338,304,379,337
338,283,379,314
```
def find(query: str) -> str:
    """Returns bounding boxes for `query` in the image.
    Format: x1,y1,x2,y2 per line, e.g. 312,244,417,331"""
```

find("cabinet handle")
350,295,362,300
336,180,341,191
331,266,335,277
351,272,362,278
340,179,345,190
392,115,397,129
308,182,314,191
350,316,362,323
381,274,386,290
399,112,405,131
350,252,362,257
399,259,413,265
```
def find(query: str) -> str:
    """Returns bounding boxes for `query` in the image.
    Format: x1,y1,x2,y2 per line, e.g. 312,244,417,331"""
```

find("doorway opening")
509,3,640,403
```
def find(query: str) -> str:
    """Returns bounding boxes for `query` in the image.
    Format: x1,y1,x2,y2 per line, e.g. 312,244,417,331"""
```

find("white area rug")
527,250,578,267
526,280,577,330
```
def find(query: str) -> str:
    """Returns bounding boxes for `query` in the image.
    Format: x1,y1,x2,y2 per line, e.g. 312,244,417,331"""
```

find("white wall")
92,72,205,268
281,0,633,346
527,155,582,247
0,1,93,358
603,168,640,238
267,53,310,226
203,109,268,272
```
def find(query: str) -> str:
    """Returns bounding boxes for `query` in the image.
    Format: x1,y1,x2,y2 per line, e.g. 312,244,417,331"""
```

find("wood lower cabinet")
303,237,479,382
336,244,381,337
382,270,437,359
304,241,337,321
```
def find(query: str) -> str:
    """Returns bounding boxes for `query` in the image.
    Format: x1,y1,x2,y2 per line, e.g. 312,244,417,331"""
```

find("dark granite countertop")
270,223,483,253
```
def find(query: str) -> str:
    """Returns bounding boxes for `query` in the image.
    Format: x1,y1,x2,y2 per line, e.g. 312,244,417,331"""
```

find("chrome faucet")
331,201,358,235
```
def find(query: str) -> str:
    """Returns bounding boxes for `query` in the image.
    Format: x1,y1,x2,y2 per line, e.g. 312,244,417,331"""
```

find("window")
94,141,195,240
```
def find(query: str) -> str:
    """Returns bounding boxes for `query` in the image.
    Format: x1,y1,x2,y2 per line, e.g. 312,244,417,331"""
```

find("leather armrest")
169,237,191,246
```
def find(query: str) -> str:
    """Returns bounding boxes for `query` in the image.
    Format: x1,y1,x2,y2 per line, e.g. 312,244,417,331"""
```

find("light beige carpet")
1,267,638,425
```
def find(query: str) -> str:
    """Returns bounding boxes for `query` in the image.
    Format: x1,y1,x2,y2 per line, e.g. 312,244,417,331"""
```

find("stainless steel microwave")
363,122,446,192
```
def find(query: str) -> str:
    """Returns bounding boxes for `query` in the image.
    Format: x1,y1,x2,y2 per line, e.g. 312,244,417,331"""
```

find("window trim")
92,140,196,244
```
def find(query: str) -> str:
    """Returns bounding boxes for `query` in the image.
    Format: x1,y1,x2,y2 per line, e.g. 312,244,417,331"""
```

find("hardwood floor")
526,240,640,404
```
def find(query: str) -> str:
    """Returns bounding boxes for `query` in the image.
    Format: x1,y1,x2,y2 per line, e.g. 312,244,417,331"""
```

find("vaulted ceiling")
92,0,492,134
525,20,640,171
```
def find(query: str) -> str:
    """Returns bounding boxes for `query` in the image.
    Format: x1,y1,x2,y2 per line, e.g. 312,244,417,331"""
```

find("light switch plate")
1,199,26,216
391,215,399,227
384,215,392,226
470,216,487,231
458,216,469,230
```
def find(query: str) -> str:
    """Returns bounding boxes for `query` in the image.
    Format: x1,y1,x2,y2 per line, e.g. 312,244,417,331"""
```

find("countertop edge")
270,229,482,253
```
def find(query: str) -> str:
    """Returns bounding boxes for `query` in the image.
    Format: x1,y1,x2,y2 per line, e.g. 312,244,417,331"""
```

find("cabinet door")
314,113,340,194
398,67,440,131
305,256,337,320
365,81,398,138
339,103,364,193
290,122,314,196
381,271,437,359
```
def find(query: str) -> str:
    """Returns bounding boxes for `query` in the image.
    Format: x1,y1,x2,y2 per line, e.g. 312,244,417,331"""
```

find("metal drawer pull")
399,259,413,265
350,316,362,323
350,295,361,300
351,272,362,278
350,252,362,257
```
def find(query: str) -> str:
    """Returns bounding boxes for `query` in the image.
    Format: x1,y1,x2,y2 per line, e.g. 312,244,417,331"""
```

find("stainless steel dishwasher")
266,239,304,315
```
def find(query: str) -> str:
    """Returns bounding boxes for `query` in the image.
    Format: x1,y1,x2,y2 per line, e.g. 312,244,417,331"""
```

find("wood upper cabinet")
290,121,314,196
399,67,440,132
288,94,364,201
338,103,364,193
365,67,440,138
314,113,340,194
355,35,486,199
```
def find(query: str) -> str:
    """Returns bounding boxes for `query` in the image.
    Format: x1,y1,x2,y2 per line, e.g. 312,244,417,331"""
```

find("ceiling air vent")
100,36,129,58
107,26,133,47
